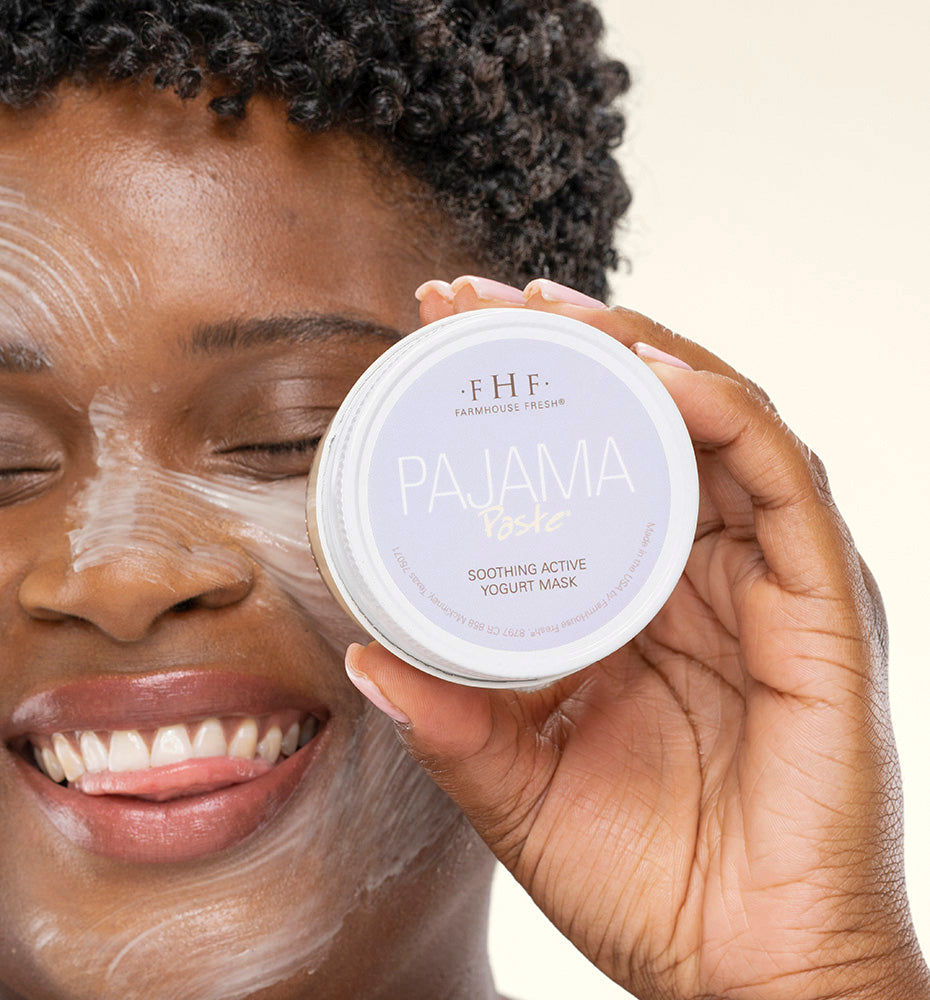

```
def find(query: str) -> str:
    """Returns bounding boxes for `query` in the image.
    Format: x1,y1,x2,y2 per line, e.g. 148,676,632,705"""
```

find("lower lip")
14,731,327,863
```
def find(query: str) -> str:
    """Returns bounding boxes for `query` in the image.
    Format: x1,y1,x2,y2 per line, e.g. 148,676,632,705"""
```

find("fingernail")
450,274,525,303
414,279,454,302
345,644,411,724
523,278,607,309
632,342,693,371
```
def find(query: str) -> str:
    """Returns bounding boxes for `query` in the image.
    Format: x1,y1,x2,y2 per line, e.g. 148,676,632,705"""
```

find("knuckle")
744,374,774,407
716,377,840,508
806,446,832,499
717,375,760,424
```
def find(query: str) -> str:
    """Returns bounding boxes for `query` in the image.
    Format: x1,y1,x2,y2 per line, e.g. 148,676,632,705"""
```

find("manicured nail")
523,278,607,309
345,644,411,724
450,274,526,303
632,342,693,371
414,279,454,302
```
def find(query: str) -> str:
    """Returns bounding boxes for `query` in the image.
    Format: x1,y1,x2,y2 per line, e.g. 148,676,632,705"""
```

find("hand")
346,276,930,1000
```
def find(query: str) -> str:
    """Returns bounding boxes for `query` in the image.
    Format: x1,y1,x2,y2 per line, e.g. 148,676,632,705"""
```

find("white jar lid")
308,308,698,688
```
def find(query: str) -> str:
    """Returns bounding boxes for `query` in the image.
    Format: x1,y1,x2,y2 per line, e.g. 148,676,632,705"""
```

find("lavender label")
367,338,672,652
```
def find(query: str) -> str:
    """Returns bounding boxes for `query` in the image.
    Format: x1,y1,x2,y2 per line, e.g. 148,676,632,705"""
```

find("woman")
0,2,926,998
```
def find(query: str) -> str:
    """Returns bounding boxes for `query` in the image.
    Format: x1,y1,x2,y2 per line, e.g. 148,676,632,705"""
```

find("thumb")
344,642,556,864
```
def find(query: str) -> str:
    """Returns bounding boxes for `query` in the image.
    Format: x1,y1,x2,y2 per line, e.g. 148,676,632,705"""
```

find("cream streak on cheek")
68,389,364,644
27,711,473,1000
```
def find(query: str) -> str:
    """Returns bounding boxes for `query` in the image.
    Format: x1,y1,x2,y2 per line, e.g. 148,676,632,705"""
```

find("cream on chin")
15,706,480,1000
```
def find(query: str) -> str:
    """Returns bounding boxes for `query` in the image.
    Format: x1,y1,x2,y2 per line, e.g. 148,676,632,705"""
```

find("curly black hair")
0,0,631,299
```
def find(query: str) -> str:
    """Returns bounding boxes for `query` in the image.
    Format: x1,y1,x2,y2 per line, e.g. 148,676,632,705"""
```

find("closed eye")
214,436,321,480
0,464,61,505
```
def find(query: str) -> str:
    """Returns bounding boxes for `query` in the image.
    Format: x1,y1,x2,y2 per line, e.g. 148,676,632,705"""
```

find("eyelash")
0,465,61,506
228,436,321,456
214,436,322,480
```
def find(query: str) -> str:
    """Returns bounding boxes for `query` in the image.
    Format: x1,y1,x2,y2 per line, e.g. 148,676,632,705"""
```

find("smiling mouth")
19,712,321,802
6,670,332,862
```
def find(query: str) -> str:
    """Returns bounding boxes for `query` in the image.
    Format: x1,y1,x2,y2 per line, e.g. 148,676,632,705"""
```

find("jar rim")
309,309,698,688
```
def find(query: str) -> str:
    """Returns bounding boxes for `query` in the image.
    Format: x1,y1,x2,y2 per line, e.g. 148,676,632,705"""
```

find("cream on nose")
19,384,258,640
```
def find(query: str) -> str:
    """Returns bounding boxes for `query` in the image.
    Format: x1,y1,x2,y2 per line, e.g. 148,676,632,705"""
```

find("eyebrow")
0,341,50,372
186,313,405,355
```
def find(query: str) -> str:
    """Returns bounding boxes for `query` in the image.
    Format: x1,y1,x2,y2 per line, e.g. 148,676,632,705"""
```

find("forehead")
0,85,438,343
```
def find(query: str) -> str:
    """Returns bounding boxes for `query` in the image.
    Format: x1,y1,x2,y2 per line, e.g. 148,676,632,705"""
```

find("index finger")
645,360,857,600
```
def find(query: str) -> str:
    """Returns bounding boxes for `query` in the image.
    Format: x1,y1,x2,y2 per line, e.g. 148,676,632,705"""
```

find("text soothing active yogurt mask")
308,308,698,688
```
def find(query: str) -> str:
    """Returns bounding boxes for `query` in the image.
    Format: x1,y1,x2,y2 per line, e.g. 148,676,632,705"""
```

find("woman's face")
0,87,493,999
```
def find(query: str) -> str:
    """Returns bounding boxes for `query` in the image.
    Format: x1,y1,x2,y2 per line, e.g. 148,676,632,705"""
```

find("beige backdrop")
488,2,930,996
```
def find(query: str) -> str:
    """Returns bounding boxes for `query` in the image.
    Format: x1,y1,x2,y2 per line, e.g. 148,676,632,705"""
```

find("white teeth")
31,712,316,782
53,734,85,781
150,725,194,767
79,731,109,773
280,722,300,757
41,746,66,783
192,718,227,758
108,730,150,772
228,719,258,759
257,725,282,764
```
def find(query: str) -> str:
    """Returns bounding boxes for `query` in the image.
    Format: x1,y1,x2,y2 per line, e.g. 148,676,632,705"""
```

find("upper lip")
5,669,329,743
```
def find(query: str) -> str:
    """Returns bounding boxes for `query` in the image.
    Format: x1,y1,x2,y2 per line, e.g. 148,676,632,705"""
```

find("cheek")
196,475,368,652
138,471,367,650
65,387,365,649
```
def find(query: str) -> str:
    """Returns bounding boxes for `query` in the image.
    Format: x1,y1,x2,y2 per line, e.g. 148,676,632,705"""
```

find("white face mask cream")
308,308,698,688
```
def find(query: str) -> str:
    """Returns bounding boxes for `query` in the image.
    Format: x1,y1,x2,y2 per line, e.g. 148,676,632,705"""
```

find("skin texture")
0,86,502,1000
352,281,930,1000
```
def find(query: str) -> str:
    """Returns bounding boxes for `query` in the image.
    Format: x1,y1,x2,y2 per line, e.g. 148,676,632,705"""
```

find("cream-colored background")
488,2,930,996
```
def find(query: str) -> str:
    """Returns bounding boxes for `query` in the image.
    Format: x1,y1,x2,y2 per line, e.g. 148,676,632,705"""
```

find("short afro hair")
0,0,631,300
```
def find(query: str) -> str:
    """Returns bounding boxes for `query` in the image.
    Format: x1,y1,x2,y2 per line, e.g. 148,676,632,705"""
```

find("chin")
0,691,479,1000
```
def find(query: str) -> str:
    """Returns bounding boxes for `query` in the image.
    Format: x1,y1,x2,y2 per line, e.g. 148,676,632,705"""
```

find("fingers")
345,641,495,759
413,273,746,385
522,277,608,311
631,350,879,702
409,274,868,641
641,358,855,598
414,280,455,324
412,272,778,529
414,274,609,328
414,275,525,325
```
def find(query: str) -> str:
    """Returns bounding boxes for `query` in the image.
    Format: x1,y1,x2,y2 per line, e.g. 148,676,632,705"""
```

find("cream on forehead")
0,164,141,356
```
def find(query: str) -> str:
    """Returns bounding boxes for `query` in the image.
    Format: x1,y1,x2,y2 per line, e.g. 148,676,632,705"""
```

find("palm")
504,517,888,997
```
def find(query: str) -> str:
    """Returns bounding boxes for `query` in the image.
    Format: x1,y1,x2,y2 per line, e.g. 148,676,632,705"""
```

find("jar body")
308,309,698,688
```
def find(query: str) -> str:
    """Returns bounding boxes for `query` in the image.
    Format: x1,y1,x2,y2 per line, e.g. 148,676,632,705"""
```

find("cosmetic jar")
307,308,698,688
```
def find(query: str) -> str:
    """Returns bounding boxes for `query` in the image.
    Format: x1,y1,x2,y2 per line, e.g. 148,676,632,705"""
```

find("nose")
18,544,254,643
